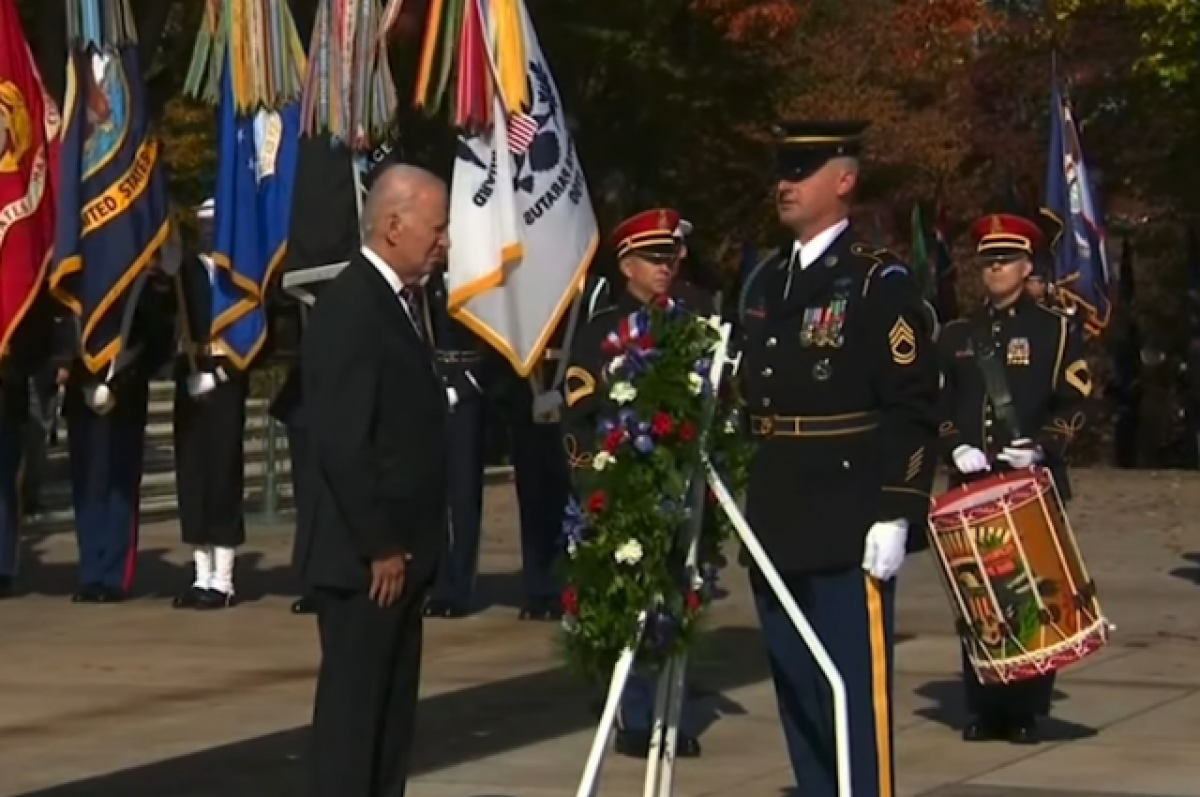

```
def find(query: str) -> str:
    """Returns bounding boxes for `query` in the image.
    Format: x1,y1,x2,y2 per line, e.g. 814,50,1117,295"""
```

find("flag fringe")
184,0,306,113
65,0,138,51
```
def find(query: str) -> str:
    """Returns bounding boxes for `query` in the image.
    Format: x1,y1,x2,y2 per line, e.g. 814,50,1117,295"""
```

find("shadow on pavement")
1169,552,1200,585
15,625,776,797
913,678,1098,741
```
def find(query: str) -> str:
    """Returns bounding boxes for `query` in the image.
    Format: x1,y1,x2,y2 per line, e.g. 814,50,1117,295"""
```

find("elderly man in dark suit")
298,164,451,797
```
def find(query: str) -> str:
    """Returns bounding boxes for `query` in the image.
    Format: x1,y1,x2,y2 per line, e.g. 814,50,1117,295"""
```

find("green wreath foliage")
560,296,752,683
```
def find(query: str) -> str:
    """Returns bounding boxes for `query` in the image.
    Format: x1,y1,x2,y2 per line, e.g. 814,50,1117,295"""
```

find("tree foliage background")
14,0,1200,460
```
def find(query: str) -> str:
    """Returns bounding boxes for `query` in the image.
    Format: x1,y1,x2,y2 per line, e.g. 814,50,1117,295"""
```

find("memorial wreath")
560,296,752,682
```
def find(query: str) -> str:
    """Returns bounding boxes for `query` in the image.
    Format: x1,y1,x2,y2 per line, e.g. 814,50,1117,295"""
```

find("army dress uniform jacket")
738,228,940,574
936,296,1092,500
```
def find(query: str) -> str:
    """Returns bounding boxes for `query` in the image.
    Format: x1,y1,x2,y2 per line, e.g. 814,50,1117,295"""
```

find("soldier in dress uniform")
936,211,1093,744
738,121,940,796
170,199,248,610
563,207,707,758
495,268,610,622
424,268,493,618
58,256,175,603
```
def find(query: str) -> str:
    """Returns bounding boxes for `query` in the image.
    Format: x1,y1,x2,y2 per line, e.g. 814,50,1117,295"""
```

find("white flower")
614,539,644,565
704,314,723,331
610,381,637,404
724,419,737,434
688,373,704,395
562,615,579,633
567,538,578,557
593,451,616,471
606,354,626,375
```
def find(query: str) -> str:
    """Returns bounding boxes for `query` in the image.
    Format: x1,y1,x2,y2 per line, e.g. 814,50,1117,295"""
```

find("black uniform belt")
749,412,879,438
435,349,484,365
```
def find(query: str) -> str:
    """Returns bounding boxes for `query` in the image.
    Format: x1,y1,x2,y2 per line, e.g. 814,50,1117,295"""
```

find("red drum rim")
968,617,1110,685
928,466,1051,532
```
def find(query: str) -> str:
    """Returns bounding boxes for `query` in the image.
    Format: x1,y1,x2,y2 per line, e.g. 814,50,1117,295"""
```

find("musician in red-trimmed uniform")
936,210,1094,744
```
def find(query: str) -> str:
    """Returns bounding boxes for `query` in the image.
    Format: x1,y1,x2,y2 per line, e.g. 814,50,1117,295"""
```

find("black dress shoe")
614,730,651,758
195,589,235,610
423,599,468,619
291,594,317,615
1007,718,1040,745
172,586,206,609
73,586,125,604
677,733,702,757
962,716,1005,742
0,575,14,599
518,597,563,622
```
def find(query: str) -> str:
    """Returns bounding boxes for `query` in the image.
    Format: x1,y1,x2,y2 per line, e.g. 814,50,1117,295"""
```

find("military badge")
823,255,838,268
800,306,818,346
888,316,917,365
1006,337,1030,366
812,358,832,381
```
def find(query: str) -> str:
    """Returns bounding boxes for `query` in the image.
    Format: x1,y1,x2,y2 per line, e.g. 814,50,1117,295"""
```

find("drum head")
931,467,1048,524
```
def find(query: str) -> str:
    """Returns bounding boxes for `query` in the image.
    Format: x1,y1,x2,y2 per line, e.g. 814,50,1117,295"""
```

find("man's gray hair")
360,164,445,238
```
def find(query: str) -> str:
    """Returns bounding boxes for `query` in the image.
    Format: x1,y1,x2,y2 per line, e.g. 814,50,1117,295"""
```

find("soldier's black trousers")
173,375,248,547
432,396,486,607
66,380,148,592
0,386,26,578
754,568,895,797
961,645,1055,719
510,416,570,602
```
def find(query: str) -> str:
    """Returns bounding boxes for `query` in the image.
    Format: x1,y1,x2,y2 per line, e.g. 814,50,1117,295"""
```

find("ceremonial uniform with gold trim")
936,213,1093,738
170,229,249,610
58,269,173,603
739,121,940,797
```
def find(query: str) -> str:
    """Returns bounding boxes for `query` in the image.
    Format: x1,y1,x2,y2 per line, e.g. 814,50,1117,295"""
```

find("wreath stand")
573,323,853,797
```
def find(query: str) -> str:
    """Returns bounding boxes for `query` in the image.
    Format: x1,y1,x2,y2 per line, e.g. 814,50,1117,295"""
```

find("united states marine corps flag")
47,2,170,373
0,0,60,357
438,0,598,375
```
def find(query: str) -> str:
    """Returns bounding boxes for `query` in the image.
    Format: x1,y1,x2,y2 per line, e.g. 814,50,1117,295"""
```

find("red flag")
0,0,59,355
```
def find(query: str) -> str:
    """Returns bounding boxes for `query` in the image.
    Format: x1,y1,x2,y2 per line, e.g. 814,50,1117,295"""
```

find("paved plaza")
2,469,1200,796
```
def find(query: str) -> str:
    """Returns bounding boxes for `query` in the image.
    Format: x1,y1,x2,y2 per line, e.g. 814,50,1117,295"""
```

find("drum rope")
1043,471,1108,631
929,520,982,673
1001,499,1060,675
959,515,1013,680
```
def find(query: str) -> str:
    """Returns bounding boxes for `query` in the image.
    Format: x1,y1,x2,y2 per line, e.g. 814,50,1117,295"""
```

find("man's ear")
618,256,634,281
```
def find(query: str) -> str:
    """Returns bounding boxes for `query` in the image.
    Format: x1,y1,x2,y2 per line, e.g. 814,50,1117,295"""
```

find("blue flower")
633,434,654,454
598,418,617,435
618,408,636,427
695,358,712,375
562,498,587,546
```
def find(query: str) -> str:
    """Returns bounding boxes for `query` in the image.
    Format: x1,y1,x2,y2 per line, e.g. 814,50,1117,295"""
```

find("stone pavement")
1,469,1199,796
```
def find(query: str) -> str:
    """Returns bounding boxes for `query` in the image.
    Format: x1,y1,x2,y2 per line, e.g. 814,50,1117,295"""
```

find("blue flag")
48,47,170,373
1040,83,1111,338
210,69,299,369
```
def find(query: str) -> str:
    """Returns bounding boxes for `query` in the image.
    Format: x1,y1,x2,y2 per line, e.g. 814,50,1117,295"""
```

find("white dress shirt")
789,218,849,270
360,246,457,408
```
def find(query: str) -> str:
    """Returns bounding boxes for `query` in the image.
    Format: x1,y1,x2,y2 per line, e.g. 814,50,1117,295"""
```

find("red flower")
678,421,695,442
640,334,655,350
651,412,673,437
562,587,579,615
603,429,625,452
685,590,701,611
587,491,607,513
601,338,621,355
653,294,672,309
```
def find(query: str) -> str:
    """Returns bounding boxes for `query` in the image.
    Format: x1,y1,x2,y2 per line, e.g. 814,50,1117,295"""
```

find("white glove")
997,438,1042,469
951,444,990,474
445,386,459,409
861,519,909,581
186,372,218,398
82,383,115,415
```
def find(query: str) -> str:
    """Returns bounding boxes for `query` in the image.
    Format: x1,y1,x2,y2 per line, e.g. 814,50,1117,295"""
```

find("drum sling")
968,316,1022,440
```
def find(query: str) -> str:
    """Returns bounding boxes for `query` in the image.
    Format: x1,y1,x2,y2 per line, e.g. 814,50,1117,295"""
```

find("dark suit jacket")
295,254,449,592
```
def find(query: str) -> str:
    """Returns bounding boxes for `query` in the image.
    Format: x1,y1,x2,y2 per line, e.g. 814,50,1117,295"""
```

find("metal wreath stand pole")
573,322,852,797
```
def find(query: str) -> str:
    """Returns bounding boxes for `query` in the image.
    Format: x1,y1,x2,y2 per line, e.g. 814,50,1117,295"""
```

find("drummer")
936,211,1094,744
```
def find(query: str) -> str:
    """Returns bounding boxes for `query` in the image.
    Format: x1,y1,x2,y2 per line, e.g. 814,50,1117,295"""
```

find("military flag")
209,69,301,368
933,202,957,321
48,44,170,374
0,0,60,356
446,0,598,375
1040,82,1111,338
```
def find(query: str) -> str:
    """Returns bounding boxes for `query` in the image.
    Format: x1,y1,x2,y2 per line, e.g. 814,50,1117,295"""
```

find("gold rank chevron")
888,316,916,365
1064,359,1092,397
906,447,924,482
